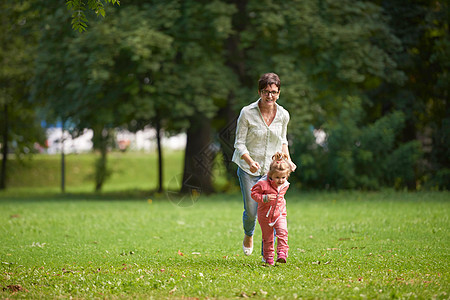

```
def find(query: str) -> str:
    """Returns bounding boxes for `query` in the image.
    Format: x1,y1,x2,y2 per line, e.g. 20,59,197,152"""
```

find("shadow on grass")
2,188,447,204
0,188,182,202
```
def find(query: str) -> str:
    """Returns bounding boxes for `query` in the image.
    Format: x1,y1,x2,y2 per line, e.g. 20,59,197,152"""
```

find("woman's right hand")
249,161,260,173
242,153,260,173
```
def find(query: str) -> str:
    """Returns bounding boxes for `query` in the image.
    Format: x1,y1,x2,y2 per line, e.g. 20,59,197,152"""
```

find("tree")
381,0,449,189
219,0,424,190
44,0,445,192
159,0,238,194
0,0,45,189
32,3,175,191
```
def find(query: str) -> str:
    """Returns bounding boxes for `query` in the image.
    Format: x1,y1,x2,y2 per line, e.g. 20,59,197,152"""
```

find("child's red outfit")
251,175,290,264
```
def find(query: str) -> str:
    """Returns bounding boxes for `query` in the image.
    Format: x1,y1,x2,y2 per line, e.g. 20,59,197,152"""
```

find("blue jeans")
237,167,262,237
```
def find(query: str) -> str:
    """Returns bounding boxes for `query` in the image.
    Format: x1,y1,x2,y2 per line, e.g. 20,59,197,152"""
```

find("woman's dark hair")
258,73,281,91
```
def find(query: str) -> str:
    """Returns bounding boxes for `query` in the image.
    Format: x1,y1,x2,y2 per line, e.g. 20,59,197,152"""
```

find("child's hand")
267,194,277,202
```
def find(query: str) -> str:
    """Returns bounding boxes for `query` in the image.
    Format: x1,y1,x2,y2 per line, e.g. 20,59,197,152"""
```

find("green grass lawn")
0,190,448,299
5,151,232,194
6,151,188,193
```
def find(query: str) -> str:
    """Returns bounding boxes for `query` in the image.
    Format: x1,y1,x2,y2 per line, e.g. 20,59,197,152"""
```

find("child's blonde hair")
268,152,291,178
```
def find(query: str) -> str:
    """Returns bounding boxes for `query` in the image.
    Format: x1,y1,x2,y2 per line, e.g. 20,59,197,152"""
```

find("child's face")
271,171,288,187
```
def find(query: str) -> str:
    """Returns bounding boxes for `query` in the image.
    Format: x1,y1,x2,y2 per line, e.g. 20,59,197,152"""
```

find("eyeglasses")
261,90,279,97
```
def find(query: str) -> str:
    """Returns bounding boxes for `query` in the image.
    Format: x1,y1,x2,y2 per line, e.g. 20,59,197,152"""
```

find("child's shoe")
276,254,287,263
266,258,274,266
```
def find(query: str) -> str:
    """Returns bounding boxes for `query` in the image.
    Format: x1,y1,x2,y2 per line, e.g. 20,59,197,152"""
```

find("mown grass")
6,151,190,193
0,190,448,299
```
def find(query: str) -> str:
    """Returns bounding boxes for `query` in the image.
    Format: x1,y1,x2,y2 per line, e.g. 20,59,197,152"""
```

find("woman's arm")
281,110,296,172
241,153,260,173
282,144,297,172
234,110,250,160
235,109,261,173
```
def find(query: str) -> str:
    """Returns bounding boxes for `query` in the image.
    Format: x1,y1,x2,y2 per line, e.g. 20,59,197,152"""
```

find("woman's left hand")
288,160,297,172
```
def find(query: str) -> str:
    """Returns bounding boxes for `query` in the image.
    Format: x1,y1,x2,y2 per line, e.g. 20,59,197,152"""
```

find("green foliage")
0,191,448,298
427,116,450,190
32,2,183,190
66,0,120,32
0,1,44,148
24,0,448,192
427,168,450,191
294,98,423,190
0,0,46,190
226,0,447,190
367,0,449,189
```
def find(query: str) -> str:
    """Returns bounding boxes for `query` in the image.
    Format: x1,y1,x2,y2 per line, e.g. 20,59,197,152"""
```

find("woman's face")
258,84,280,107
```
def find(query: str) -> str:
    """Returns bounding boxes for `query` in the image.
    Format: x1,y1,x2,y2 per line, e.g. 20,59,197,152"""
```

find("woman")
232,72,296,257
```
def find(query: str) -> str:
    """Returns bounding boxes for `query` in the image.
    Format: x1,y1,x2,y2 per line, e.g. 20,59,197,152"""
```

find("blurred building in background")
45,127,186,154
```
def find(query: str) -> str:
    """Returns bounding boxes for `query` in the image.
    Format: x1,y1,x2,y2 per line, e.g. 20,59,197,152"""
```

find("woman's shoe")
242,243,253,256
242,235,253,256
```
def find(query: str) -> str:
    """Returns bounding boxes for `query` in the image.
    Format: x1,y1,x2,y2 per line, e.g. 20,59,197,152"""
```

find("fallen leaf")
240,292,249,298
3,285,28,293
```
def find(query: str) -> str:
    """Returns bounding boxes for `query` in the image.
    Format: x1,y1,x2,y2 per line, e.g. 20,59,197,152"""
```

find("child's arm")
251,183,266,203
251,183,276,203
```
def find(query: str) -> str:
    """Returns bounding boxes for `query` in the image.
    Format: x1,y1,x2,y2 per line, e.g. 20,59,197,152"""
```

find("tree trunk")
220,0,251,180
93,126,110,192
0,103,8,190
61,149,66,193
225,0,251,86
95,147,107,192
217,94,239,179
60,121,66,193
155,117,163,193
181,117,215,195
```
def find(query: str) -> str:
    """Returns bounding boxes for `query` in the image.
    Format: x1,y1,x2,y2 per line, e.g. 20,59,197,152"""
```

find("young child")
251,152,292,265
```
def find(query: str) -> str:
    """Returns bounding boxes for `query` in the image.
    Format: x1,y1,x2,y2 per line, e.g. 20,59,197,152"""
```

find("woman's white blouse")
232,99,290,176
